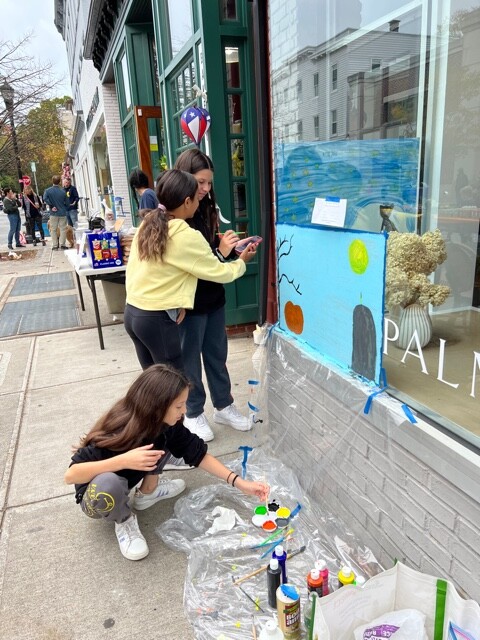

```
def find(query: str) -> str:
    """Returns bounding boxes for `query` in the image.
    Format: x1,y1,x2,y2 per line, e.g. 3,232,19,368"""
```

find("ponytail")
136,205,170,261
136,170,198,261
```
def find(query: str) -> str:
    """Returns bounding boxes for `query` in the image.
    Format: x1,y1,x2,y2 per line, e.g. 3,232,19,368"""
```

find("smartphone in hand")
235,235,263,254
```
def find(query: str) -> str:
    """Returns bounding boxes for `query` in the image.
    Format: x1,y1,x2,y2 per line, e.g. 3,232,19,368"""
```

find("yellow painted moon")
349,239,369,274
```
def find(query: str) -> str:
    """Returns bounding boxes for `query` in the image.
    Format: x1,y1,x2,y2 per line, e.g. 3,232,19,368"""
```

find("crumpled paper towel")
205,506,245,535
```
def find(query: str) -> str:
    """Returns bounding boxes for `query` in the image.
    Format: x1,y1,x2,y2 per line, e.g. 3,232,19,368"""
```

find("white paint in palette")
0,352,11,386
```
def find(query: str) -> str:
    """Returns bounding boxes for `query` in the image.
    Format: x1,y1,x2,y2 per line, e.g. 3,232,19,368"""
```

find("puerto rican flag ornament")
181,105,210,146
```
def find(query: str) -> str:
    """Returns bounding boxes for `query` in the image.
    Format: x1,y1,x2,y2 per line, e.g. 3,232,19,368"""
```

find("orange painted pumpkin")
284,301,304,335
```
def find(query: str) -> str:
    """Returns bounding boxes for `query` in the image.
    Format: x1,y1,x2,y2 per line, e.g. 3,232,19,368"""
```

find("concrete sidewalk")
0,222,262,639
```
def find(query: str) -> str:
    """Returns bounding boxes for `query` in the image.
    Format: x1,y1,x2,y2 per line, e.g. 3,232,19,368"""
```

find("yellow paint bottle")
337,565,355,588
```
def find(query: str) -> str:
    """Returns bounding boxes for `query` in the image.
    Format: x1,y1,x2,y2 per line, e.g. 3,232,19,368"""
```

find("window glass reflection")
228,95,243,133
225,47,240,88
167,0,193,58
231,139,245,176
222,0,238,21
233,183,247,217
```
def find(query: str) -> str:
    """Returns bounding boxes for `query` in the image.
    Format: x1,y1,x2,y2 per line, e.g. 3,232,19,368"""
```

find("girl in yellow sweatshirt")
125,169,257,371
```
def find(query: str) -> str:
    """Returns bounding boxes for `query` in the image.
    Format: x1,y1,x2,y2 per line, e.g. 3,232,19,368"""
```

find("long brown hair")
78,364,189,451
137,169,198,261
174,149,218,243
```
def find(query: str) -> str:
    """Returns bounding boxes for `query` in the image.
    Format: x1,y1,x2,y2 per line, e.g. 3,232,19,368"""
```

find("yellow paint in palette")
276,507,291,519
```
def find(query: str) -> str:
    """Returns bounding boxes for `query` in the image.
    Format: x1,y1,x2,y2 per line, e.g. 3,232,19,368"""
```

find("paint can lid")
270,558,279,570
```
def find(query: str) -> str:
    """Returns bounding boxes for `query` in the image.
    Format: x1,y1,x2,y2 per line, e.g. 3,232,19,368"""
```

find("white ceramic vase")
396,303,432,350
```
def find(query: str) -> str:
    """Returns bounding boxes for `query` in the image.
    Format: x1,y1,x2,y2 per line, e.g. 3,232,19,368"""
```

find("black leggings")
124,303,184,371
30,215,45,239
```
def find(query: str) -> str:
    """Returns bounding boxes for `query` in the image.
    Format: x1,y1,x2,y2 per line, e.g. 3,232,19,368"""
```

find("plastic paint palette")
252,504,289,529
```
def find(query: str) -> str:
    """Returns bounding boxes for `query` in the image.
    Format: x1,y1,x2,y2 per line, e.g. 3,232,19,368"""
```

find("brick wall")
102,84,132,227
267,330,480,601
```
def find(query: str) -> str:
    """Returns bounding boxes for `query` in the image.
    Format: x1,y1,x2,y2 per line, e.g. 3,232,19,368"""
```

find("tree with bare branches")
0,32,68,190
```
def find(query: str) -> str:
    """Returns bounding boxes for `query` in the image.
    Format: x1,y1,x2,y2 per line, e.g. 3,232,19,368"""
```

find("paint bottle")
337,565,355,588
272,544,288,583
314,560,329,596
306,568,323,597
354,575,366,587
276,583,301,639
259,619,285,640
267,558,282,608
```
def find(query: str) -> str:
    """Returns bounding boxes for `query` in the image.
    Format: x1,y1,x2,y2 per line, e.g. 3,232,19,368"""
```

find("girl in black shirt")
65,364,268,561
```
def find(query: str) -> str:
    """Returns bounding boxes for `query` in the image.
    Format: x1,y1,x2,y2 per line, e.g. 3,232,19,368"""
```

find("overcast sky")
0,0,71,96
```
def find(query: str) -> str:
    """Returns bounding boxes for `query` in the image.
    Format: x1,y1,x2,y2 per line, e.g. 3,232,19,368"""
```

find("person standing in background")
3,188,22,250
174,149,251,442
128,168,159,210
23,186,46,246
43,175,70,250
63,177,79,227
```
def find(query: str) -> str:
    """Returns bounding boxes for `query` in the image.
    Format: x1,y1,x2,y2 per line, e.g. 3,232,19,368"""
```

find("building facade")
54,0,480,601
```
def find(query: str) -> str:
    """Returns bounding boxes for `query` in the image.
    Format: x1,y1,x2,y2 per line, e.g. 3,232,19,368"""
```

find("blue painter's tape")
238,445,253,479
325,196,341,202
380,367,388,388
364,386,389,415
402,404,417,423
248,379,260,385
290,503,302,519
248,401,260,412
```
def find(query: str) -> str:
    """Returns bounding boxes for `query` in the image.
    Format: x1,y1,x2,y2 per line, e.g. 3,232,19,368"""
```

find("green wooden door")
200,0,261,325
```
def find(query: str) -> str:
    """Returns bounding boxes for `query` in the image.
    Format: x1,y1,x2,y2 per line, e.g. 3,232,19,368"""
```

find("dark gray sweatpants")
80,473,132,524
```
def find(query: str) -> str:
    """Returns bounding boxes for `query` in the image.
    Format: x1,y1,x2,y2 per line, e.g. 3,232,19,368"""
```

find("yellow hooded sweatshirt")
126,218,246,311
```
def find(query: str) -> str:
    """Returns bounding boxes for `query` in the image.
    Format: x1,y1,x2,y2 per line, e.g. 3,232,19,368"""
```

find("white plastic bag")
354,608,428,640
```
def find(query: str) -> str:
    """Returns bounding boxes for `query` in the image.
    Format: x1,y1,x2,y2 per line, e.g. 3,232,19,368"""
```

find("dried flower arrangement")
385,229,451,309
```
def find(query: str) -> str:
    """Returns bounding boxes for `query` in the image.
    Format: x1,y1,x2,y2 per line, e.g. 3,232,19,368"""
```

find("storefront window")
169,57,197,153
221,0,238,21
166,0,193,58
120,53,132,114
269,0,480,444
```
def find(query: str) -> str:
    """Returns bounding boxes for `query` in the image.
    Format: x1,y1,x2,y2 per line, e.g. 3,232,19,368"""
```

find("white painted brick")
366,480,403,527
450,560,480,602
405,477,456,529
350,448,385,491
381,517,423,566
403,518,452,574
430,476,480,529
427,517,454,552
268,333,480,600
450,538,480,576
455,517,478,553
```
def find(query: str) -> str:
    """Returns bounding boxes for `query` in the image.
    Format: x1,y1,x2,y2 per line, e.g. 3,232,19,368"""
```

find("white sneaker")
163,454,194,471
184,412,215,442
114,514,149,561
213,403,251,431
132,478,186,511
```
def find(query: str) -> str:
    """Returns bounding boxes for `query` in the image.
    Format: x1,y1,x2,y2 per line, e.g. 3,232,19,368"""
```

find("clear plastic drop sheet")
156,447,383,640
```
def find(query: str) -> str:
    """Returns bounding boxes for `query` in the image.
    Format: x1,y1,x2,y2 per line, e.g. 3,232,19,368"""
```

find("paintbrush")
260,528,294,559
252,616,258,640
250,526,289,549
233,545,306,585
231,575,265,612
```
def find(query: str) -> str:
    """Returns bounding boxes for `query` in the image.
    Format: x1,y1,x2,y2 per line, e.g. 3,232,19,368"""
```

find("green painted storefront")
91,0,264,326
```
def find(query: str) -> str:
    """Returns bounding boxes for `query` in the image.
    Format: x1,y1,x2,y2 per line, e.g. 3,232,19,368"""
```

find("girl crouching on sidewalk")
65,364,268,561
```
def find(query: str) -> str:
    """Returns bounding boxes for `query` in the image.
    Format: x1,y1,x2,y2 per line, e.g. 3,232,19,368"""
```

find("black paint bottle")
267,558,282,607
